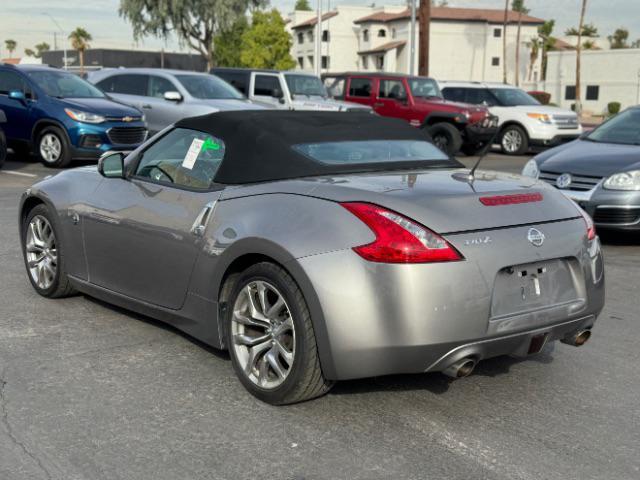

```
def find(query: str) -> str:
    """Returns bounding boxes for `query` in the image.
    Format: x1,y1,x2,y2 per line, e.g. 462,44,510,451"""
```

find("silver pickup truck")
211,68,371,112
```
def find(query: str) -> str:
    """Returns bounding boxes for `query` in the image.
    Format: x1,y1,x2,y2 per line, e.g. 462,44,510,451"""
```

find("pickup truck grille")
107,127,148,146
539,171,602,191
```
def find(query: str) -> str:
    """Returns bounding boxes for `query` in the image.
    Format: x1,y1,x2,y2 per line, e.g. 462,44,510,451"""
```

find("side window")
379,79,407,100
135,128,225,190
0,71,32,99
110,74,148,96
441,87,465,102
148,75,176,98
95,76,116,93
218,72,248,95
348,78,372,97
254,75,281,97
466,88,497,106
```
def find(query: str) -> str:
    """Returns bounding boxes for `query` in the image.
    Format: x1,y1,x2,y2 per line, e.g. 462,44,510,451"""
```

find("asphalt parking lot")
1,154,639,480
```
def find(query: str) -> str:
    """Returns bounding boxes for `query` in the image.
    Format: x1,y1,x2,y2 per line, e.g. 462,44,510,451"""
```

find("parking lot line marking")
0,170,38,178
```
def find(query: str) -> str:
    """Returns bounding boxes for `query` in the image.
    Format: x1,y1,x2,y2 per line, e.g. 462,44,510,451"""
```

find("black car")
522,106,640,230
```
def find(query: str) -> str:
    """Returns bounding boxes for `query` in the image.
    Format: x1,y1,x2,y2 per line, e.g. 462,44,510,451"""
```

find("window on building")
348,78,372,97
586,85,599,101
362,29,369,42
297,32,304,44
307,56,314,69
321,56,330,69
391,28,396,39
491,57,500,67
322,30,329,42
565,85,576,100
493,28,502,38
376,56,384,70
307,31,313,42
378,29,386,38
297,57,304,69
379,79,407,100
362,56,369,69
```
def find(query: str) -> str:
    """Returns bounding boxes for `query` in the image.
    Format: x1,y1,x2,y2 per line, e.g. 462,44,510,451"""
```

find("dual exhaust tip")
443,329,592,379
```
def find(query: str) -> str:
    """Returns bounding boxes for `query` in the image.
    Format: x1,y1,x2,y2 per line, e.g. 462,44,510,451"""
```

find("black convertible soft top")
175,110,460,184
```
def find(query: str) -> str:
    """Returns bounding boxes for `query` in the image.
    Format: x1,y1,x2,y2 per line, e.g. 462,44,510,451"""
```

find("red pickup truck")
322,72,497,155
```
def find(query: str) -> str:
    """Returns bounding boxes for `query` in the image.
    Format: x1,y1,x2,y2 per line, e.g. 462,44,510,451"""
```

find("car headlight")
603,170,640,190
526,113,552,124
64,108,106,124
522,159,540,179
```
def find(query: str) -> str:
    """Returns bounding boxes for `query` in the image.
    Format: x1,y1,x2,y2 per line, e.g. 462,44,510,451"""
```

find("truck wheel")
500,125,529,155
0,129,6,169
426,123,463,155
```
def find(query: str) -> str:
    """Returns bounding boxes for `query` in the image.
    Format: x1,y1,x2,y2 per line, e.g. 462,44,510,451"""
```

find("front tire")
37,126,72,168
22,204,76,298
500,125,529,155
426,122,463,156
225,262,333,405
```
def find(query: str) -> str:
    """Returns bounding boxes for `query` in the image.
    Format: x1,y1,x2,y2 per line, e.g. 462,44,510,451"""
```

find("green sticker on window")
201,137,221,152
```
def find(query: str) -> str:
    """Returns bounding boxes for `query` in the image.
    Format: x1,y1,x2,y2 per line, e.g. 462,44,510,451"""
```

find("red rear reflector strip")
479,193,543,206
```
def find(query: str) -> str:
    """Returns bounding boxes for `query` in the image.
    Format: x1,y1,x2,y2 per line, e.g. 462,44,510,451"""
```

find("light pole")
44,13,67,69
409,0,416,75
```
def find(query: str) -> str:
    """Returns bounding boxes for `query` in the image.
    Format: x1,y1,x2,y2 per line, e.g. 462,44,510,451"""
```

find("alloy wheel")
25,215,57,290
432,134,448,151
40,133,62,163
231,280,295,390
502,130,522,153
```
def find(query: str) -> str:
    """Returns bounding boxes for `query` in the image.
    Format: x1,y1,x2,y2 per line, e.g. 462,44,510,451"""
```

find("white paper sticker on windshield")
182,138,204,170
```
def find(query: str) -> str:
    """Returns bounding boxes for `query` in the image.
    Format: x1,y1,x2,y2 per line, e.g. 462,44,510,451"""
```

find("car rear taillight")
340,202,463,263
578,207,596,241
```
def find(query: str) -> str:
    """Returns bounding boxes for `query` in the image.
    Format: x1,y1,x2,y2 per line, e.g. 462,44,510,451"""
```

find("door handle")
190,201,216,236
141,104,152,109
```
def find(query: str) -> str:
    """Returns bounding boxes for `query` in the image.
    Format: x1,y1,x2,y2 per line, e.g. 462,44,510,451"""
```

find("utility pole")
409,0,416,75
315,0,322,75
502,0,508,83
418,0,431,76
44,13,67,69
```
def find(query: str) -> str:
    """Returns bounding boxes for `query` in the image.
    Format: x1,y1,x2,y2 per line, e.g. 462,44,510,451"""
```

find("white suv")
440,82,582,155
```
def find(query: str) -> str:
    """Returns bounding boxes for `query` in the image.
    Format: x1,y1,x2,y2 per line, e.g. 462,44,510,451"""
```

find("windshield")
176,74,243,100
408,77,442,99
489,88,540,106
293,140,449,165
28,71,105,99
586,108,640,145
285,74,327,97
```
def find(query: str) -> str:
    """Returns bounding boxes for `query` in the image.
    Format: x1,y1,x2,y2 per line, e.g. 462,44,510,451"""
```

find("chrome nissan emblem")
556,173,572,189
527,228,545,247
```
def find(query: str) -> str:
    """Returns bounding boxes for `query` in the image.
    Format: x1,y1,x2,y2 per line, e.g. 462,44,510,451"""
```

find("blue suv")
0,64,147,167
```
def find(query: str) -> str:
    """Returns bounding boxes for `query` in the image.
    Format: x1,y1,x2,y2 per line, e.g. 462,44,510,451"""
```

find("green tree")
565,23,598,37
512,0,530,86
632,39,640,48
525,37,541,81
68,27,93,74
119,0,266,70
538,19,556,81
4,39,17,58
24,48,36,57
35,42,50,58
240,9,296,70
608,28,629,49
295,0,312,10
213,16,249,67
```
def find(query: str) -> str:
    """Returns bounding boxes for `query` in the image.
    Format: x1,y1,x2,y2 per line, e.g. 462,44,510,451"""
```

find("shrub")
607,102,621,116
528,91,552,105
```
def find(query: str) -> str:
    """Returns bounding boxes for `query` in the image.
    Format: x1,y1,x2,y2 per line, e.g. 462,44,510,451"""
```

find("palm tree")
575,0,588,116
512,0,530,86
4,39,17,58
502,0,509,83
525,37,541,81
538,20,556,81
68,27,92,74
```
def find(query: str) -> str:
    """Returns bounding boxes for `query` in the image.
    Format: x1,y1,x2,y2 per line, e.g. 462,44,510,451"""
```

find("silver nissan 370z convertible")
19,111,605,405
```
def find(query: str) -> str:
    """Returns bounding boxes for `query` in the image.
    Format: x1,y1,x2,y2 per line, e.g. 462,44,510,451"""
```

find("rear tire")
225,262,333,405
426,122,463,156
500,125,529,155
37,126,72,168
22,204,76,298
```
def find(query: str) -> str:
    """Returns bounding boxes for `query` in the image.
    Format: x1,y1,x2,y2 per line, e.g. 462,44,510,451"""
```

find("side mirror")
164,91,183,102
98,151,125,178
271,88,283,99
9,90,25,102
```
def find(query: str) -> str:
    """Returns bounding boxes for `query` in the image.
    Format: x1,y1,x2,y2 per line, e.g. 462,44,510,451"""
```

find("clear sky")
1,0,638,58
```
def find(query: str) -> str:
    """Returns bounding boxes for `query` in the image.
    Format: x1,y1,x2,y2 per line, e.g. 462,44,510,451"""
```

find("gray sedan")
523,106,640,230
19,111,604,405
87,68,266,134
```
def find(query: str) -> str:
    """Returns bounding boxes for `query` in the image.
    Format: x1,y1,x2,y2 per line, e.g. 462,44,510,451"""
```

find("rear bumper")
298,219,605,380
